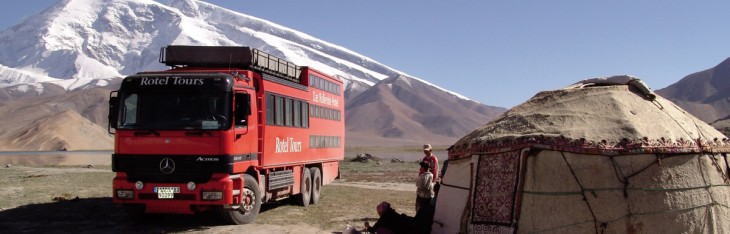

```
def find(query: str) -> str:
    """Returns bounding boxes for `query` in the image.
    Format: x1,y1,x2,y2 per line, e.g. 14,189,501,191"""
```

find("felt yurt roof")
450,76,730,158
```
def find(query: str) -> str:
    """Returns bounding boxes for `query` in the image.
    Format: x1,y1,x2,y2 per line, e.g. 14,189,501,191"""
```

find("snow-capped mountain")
0,0,506,148
0,0,390,91
0,0,480,104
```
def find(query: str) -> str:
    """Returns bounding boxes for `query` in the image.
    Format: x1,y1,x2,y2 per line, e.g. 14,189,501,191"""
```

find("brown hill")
3,110,112,151
345,75,506,147
711,117,730,137
656,57,730,122
0,83,67,101
0,83,117,151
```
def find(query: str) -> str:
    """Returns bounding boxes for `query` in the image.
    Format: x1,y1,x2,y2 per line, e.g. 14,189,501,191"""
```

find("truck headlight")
187,182,196,191
117,190,134,199
135,181,144,190
202,191,223,200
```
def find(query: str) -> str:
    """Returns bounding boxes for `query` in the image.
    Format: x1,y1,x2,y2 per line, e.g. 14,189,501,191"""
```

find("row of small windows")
310,135,341,149
266,93,309,128
310,74,340,96
310,104,341,121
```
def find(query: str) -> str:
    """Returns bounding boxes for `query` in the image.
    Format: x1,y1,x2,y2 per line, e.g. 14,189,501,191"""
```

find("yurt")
432,76,730,233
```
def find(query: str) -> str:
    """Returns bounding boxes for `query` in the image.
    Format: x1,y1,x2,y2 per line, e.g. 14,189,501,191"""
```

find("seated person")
365,202,413,234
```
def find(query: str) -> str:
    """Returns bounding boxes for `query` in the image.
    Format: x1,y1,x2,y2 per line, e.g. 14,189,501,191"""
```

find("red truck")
108,45,344,224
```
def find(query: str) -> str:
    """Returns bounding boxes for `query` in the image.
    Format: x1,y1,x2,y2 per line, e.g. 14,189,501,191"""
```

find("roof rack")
159,45,302,83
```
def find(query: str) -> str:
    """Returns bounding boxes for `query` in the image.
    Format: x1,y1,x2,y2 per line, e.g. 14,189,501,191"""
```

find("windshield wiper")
134,129,160,136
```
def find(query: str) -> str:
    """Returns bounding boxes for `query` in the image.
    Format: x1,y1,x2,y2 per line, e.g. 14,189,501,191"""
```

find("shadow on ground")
0,197,232,233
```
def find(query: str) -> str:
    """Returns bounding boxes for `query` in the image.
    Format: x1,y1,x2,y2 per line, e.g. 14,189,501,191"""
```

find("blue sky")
2,0,730,108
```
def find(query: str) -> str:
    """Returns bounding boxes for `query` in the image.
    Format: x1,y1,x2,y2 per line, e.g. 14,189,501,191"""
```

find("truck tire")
299,167,312,207
222,174,261,224
310,167,322,204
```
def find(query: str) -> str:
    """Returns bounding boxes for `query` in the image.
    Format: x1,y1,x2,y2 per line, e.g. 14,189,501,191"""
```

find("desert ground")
0,149,444,233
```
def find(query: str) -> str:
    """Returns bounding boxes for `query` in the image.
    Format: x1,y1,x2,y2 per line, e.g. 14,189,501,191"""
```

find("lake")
0,151,112,166
0,149,448,167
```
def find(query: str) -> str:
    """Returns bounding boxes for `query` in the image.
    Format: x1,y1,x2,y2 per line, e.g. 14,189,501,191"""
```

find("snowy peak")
0,0,486,110
166,0,201,17
0,0,494,110
0,0,406,91
382,74,471,102
0,0,181,87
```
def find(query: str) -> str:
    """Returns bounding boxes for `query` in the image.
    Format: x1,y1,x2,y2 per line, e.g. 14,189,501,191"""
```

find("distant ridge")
657,57,730,123
346,75,506,146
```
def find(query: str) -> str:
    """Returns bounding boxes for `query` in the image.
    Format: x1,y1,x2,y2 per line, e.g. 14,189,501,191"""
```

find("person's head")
423,144,432,155
376,201,391,216
419,161,430,170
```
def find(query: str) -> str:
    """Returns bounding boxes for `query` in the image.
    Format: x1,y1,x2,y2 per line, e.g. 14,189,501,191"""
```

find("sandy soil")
0,165,416,233
331,181,415,192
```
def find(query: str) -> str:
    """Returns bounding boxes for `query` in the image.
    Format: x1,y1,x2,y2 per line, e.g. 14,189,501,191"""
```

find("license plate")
155,187,180,199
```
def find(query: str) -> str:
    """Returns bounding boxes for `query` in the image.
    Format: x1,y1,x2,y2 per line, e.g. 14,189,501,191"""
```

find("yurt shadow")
433,76,730,234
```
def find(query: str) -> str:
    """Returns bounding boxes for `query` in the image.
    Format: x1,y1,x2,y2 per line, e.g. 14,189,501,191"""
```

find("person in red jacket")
420,144,439,182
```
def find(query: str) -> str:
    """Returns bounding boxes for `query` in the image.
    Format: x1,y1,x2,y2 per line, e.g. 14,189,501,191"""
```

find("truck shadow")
0,197,239,233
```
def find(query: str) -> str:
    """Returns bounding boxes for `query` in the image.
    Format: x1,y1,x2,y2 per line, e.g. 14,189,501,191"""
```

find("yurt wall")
433,156,473,234
459,149,730,233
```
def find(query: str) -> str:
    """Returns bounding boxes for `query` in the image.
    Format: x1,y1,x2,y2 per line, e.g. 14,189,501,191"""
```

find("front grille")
113,154,229,183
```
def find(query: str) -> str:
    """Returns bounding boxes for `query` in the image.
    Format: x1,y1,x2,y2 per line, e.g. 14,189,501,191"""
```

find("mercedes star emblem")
159,158,176,174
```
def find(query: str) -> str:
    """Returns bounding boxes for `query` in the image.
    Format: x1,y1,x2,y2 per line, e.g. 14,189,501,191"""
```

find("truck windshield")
117,92,231,130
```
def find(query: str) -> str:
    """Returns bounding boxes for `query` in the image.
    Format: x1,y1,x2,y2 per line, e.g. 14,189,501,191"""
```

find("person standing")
420,144,439,182
416,161,434,213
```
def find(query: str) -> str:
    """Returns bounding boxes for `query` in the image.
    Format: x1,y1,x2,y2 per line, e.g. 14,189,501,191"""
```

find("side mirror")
108,92,119,133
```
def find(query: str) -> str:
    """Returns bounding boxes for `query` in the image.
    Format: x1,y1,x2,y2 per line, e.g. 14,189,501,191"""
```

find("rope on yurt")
522,188,730,233
638,98,728,232
522,184,730,194
609,156,628,197
697,149,723,233
656,99,696,141
709,153,730,183
657,99,730,182
524,152,730,233
560,152,601,234
524,219,596,234
609,155,660,198
725,154,730,181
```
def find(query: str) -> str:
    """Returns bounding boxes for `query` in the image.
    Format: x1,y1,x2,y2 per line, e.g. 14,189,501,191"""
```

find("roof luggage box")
160,45,301,83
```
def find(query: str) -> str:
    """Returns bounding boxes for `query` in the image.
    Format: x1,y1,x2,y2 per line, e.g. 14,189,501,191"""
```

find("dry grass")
0,161,422,232
0,165,114,209
254,159,421,230
256,185,415,231
339,158,421,184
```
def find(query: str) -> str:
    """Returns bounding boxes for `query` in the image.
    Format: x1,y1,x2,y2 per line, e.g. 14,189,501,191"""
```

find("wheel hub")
242,189,254,211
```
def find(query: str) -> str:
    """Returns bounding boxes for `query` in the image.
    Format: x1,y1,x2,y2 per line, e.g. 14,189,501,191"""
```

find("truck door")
233,92,256,156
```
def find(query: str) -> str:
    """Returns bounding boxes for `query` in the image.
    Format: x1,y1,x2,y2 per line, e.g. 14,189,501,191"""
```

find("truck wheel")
310,167,322,204
222,174,261,224
299,167,312,207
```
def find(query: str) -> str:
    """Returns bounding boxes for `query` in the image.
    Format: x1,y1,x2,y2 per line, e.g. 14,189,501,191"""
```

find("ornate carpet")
470,149,523,233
